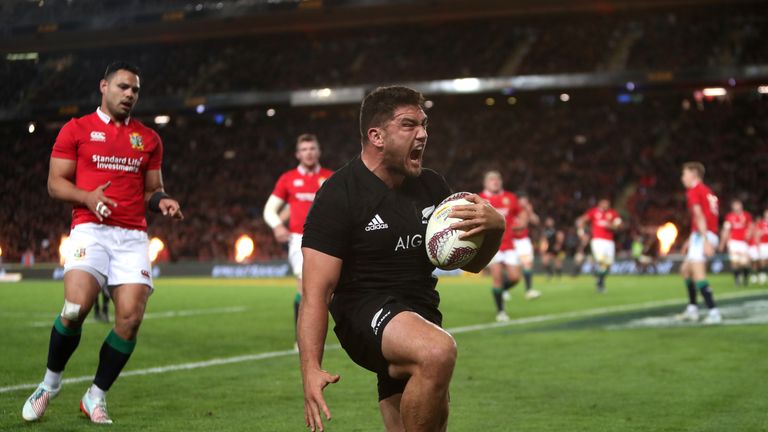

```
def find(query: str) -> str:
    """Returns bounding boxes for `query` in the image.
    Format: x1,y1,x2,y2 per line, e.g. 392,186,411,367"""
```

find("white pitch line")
28,306,249,328
449,288,768,334
3,289,766,394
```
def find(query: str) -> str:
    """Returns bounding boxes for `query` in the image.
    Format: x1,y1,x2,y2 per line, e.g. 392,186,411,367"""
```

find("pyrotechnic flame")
235,235,255,263
58,235,71,266
149,237,165,263
656,222,678,256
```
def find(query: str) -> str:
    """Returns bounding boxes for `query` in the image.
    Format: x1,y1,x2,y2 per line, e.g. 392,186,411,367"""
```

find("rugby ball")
426,192,485,270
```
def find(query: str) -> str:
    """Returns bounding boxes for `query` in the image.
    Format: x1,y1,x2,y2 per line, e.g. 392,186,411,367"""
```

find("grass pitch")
1,274,767,431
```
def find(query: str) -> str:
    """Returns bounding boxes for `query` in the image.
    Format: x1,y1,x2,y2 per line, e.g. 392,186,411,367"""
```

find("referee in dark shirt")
298,86,505,432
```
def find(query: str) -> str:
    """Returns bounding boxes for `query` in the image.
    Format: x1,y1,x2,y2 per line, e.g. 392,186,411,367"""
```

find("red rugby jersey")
686,182,719,234
480,190,520,251
271,165,334,234
584,207,620,241
724,211,752,241
51,108,162,231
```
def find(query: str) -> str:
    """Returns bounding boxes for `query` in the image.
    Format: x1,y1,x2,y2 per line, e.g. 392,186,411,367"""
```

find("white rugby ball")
426,192,485,270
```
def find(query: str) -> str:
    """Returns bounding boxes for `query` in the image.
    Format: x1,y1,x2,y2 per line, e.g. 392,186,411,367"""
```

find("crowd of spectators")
2,89,765,263
2,6,767,111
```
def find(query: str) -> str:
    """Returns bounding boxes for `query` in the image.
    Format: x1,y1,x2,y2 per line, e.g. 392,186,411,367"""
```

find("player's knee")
60,299,86,326
416,334,457,378
115,311,143,335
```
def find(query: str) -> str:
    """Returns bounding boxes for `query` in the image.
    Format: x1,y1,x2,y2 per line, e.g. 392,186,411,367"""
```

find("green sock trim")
294,293,302,304
105,330,136,355
54,316,81,337
695,280,709,289
523,269,533,276
492,287,503,294
685,278,693,285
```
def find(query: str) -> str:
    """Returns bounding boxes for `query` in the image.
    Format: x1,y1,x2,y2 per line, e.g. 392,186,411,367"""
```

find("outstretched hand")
159,198,184,220
303,368,341,431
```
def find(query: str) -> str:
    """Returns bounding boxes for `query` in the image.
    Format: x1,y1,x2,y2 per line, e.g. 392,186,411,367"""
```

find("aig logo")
395,234,422,251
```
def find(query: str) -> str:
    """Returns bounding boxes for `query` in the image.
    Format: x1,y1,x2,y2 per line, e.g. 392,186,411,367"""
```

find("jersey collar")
96,107,130,126
297,164,321,175
351,156,390,198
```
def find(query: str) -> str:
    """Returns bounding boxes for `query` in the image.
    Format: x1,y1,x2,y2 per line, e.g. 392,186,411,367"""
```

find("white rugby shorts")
489,249,520,266
64,223,153,291
289,233,304,278
590,238,615,266
513,237,534,260
686,231,719,263
760,244,768,261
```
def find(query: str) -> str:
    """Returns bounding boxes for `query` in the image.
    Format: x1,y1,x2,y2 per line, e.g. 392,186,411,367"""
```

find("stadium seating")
1,91,765,262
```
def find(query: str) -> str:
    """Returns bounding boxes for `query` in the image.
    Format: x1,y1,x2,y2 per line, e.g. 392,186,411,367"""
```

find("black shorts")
329,289,442,401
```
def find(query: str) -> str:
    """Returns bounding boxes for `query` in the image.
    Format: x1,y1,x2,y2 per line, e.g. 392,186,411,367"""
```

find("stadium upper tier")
1,5,767,113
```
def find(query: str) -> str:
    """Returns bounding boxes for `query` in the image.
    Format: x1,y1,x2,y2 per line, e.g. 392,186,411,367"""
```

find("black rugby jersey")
302,156,451,298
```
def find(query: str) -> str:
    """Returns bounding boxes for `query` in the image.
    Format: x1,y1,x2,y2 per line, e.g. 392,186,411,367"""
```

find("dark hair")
359,86,425,143
682,161,705,178
104,61,141,80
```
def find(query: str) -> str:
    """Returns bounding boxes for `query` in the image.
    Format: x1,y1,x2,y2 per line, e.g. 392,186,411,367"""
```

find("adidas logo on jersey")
365,214,389,231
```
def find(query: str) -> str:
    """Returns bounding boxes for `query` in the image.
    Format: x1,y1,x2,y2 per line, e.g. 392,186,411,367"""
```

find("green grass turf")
1,274,767,431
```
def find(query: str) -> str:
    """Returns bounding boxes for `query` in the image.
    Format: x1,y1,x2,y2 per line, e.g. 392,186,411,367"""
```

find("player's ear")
99,79,108,95
367,127,384,149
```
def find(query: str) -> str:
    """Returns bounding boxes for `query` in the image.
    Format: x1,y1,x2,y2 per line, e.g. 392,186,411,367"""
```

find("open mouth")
120,101,133,110
409,146,424,162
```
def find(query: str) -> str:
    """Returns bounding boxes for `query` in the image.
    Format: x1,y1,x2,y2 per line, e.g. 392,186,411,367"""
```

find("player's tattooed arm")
48,157,116,222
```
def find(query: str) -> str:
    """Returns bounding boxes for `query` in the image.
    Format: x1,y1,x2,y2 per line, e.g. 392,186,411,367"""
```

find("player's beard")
383,145,423,179
110,97,134,121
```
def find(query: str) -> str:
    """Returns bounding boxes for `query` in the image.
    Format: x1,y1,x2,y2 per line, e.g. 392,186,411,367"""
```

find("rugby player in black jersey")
298,86,504,432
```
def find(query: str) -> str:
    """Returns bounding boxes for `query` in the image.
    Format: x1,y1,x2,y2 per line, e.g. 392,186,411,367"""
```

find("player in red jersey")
756,210,768,284
23,62,183,424
576,198,622,293
513,195,541,300
479,171,522,322
677,162,721,324
718,199,753,286
263,134,333,338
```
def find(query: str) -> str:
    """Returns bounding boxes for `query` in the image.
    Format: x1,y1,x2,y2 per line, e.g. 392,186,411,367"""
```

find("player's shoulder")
417,167,452,198
130,119,161,140
62,112,99,131
418,167,446,185
698,182,714,194
316,160,353,189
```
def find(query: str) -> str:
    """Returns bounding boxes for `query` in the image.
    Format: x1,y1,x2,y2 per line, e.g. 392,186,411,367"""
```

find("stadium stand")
0,1,766,262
